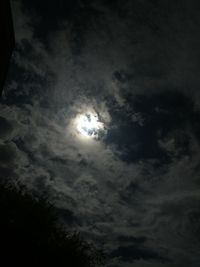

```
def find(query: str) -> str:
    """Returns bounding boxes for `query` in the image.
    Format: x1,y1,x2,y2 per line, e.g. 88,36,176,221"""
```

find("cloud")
110,245,168,262
1,0,200,266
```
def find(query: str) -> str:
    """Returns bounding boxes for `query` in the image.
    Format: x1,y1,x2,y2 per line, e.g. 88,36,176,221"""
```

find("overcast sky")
1,0,200,266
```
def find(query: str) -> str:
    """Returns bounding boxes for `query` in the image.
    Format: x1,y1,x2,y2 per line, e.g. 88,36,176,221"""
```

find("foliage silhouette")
0,181,103,266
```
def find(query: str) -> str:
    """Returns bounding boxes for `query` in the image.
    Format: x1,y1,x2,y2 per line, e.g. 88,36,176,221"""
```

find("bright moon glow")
75,112,104,139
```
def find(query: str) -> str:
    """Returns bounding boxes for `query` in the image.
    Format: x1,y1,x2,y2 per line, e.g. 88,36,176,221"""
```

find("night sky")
1,0,200,266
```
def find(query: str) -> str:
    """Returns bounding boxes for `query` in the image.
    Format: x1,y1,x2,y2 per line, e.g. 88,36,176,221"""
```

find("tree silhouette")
0,181,103,266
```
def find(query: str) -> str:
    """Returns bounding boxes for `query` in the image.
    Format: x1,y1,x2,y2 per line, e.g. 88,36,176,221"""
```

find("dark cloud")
21,0,102,54
157,196,200,243
0,143,17,164
105,91,194,163
1,0,200,266
0,116,13,138
58,207,79,226
110,245,168,262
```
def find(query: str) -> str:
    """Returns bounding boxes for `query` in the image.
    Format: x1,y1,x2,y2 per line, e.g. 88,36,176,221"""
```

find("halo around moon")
75,112,105,139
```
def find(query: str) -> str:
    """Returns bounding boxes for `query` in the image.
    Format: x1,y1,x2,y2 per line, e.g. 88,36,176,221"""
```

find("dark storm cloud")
1,0,200,266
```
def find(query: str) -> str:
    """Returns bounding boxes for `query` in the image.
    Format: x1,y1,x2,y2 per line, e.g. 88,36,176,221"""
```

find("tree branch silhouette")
0,180,104,266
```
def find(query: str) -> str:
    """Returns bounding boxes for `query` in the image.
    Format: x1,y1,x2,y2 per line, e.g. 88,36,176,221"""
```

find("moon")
75,112,104,139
